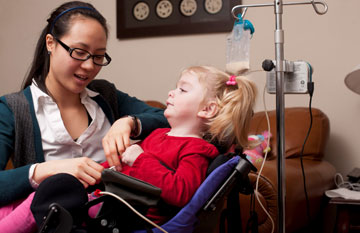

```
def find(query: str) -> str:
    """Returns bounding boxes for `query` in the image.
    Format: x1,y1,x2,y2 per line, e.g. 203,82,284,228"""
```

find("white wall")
1,0,359,176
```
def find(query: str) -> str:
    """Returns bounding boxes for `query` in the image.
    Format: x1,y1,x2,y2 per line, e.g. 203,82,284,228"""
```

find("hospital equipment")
230,1,328,232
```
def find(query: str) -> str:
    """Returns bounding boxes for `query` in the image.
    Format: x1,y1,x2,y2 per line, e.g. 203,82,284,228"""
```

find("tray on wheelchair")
101,168,162,206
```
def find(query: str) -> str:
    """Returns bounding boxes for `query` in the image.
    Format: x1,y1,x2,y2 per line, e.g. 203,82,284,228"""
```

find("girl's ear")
46,34,55,53
198,100,218,119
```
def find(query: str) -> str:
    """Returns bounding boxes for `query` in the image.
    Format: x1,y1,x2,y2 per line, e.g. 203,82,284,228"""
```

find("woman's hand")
121,144,144,167
33,157,104,188
102,117,134,170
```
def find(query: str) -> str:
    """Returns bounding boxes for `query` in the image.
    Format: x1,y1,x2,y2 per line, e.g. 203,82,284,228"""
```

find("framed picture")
116,0,241,39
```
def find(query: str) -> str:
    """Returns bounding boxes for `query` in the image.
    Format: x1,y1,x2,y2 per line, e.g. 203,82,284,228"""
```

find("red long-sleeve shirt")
103,128,219,223
121,128,219,206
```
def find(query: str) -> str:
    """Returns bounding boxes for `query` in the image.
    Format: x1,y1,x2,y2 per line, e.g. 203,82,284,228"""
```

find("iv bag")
226,18,254,75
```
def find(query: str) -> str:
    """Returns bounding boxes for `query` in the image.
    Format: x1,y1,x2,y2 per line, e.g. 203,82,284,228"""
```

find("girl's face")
46,17,107,97
165,72,206,126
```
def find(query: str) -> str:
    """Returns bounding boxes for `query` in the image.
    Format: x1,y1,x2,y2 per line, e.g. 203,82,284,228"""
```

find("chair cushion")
249,107,330,160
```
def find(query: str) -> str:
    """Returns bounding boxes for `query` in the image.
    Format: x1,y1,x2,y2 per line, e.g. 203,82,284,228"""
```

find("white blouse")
28,81,112,187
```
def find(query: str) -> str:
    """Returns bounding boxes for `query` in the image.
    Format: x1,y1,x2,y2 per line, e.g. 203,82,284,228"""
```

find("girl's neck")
167,130,203,138
167,122,204,138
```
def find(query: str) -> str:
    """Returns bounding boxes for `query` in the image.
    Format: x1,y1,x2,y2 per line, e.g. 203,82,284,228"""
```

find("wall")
1,0,359,176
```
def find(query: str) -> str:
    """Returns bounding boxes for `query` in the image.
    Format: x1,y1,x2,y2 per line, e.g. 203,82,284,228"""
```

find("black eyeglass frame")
54,37,112,66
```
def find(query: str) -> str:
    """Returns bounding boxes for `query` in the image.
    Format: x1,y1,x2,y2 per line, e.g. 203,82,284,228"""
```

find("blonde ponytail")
208,75,257,150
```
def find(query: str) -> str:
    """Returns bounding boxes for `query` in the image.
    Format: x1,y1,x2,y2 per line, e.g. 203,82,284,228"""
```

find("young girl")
99,65,258,224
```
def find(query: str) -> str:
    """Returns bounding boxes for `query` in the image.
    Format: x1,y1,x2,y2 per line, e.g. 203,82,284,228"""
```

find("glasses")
54,37,111,66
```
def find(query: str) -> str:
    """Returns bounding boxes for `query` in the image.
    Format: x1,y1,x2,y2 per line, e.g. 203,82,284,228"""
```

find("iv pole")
231,1,328,232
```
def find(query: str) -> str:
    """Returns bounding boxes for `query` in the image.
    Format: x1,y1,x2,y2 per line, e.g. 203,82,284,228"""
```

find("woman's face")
46,16,108,97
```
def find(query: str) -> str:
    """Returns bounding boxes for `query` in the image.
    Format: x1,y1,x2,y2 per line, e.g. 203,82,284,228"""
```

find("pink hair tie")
226,75,237,85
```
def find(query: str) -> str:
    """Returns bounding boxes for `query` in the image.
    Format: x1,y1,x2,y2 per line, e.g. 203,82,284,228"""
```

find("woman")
0,1,168,207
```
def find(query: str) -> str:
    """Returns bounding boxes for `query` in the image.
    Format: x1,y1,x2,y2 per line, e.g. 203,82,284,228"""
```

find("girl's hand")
102,117,134,170
121,144,144,167
33,157,104,188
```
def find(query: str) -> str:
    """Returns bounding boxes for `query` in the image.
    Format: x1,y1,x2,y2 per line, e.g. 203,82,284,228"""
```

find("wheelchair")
32,152,256,233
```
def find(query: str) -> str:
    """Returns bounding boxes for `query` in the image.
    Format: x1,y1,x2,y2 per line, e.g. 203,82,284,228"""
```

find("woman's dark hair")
22,1,108,91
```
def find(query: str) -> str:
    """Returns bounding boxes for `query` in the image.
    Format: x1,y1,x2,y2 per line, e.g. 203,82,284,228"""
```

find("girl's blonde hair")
181,66,257,151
